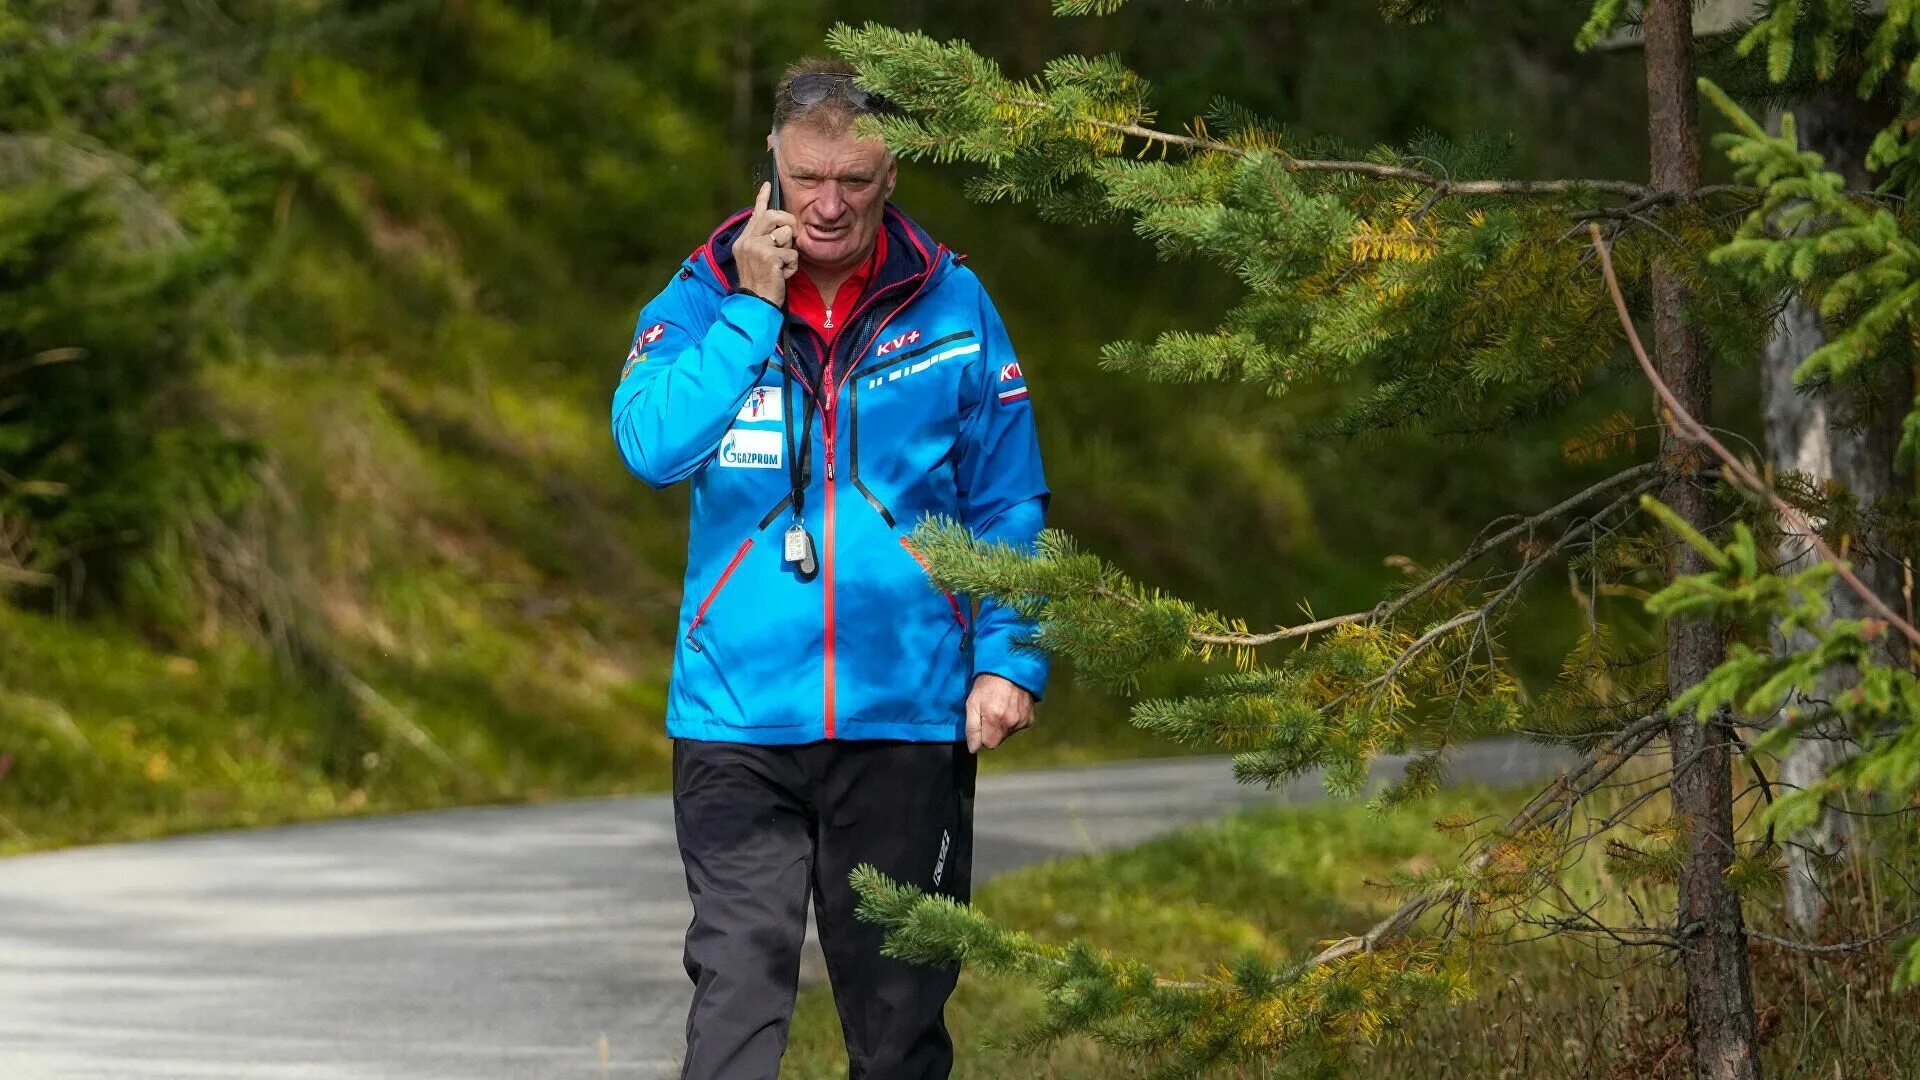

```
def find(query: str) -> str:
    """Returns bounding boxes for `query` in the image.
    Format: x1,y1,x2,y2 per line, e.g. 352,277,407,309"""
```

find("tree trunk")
1643,3,1764,1077
1760,92,1909,931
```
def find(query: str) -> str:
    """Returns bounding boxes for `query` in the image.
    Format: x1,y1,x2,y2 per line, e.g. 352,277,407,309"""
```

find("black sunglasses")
785,72,900,115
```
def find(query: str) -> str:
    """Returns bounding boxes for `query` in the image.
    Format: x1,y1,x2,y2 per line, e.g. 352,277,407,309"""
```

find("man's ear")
882,154,898,201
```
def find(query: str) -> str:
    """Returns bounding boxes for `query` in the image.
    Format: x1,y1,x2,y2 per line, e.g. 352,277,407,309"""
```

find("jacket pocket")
897,535,970,652
685,537,754,653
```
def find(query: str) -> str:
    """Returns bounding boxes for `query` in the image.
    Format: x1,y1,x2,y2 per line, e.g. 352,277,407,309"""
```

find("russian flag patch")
996,360,1028,403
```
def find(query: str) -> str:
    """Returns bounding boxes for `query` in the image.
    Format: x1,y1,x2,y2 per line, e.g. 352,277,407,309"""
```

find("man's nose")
814,183,846,219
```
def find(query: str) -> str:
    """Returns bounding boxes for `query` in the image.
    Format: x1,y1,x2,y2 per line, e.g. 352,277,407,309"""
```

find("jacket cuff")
973,643,1049,703
719,290,784,356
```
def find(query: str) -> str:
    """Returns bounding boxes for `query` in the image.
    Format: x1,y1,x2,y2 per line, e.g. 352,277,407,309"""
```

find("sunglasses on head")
785,72,900,115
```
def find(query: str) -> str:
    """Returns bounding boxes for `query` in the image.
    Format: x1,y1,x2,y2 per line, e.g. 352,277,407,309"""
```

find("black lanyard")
778,325,816,517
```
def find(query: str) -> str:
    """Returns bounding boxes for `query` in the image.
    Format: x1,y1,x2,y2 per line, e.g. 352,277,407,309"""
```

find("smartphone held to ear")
755,148,783,212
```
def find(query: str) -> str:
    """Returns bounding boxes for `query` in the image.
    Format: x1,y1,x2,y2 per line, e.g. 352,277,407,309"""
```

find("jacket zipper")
816,247,948,738
684,537,753,653
821,333,838,737
899,536,971,650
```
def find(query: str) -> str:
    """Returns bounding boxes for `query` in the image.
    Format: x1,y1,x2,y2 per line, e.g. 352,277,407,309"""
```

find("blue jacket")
612,204,1051,744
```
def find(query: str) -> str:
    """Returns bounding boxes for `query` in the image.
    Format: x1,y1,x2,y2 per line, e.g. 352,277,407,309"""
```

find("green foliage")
1699,77,1920,397
906,514,1241,692
837,795,1488,1075
1670,3,1920,985
905,508,1536,800
1573,0,1636,52
1643,498,1920,983
1053,0,1137,16
840,13,1685,1045
1735,0,1862,82
845,0,1920,1069
832,22,1660,437
0,0,764,839
1714,0,1920,191
0,2,268,606
790,785,1920,1077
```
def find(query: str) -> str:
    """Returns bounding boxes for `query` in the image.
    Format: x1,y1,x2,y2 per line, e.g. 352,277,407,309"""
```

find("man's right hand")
731,181,799,306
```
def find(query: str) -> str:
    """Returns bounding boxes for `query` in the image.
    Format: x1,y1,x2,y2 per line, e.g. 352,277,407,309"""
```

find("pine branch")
978,90,1797,208
848,708,1670,1054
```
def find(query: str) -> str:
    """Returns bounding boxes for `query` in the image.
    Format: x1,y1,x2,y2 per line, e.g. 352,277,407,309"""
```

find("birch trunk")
1761,92,1909,931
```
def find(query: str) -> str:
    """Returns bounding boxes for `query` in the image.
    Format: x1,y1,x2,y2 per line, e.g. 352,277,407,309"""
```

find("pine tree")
827,2,1920,1075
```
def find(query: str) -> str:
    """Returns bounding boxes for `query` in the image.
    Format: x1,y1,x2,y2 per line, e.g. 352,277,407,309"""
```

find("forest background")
0,0,1670,848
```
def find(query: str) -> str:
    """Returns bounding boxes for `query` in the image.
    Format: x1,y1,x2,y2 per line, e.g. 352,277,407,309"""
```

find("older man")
610,58,1051,1080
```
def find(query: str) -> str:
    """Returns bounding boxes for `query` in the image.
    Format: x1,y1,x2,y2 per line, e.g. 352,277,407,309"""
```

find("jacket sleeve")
611,278,784,489
954,277,1052,701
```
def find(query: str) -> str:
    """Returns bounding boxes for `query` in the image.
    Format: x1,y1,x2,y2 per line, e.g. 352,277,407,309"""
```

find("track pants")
671,737,978,1080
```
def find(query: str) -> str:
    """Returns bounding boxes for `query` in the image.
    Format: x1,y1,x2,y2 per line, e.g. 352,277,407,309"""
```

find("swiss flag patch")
641,322,666,345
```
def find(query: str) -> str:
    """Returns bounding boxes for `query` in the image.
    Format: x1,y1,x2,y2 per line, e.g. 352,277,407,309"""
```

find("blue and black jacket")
611,204,1050,744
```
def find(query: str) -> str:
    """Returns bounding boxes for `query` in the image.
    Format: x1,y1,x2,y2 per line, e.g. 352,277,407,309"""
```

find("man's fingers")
758,210,797,242
769,224,793,247
753,180,770,216
966,695,982,754
979,704,1012,750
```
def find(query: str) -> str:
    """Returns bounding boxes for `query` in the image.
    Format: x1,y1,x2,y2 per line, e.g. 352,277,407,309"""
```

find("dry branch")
1584,221,1920,653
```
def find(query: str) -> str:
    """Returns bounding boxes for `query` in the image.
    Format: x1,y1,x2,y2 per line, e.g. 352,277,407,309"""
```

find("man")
609,58,1051,1080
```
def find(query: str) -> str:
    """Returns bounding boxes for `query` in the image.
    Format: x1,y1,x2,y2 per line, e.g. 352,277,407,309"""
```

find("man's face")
771,120,897,274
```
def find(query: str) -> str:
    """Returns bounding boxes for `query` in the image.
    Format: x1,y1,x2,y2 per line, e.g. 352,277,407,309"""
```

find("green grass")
779,784,1920,1078
0,599,674,855
782,787,1512,1078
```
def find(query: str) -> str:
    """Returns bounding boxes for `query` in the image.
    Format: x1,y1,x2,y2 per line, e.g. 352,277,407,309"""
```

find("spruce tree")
828,2,1920,1076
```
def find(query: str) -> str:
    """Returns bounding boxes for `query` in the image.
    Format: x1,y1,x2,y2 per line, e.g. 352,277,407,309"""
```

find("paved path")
0,740,1565,1079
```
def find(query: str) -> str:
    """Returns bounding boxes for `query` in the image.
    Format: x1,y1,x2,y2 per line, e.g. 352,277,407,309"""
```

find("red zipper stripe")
686,538,753,645
823,459,837,738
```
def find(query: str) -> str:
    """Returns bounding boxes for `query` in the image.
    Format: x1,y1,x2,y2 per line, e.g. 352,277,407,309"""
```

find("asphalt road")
0,740,1565,1079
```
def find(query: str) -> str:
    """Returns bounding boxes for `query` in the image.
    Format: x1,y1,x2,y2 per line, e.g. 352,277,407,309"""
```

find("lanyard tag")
784,522,817,576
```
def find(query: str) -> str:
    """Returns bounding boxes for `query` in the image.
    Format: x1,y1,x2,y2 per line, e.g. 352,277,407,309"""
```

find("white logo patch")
718,429,783,469
736,386,782,422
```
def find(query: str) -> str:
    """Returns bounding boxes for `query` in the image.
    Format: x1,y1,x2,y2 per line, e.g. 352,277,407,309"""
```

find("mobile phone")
755,147,783,212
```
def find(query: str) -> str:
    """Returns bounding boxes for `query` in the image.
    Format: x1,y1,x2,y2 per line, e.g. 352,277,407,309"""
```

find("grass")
779,781,1920,1078
0,570,1189,856
0,598,671,854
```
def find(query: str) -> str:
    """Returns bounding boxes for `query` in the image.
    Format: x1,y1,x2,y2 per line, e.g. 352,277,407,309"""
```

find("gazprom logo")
718,429,782,469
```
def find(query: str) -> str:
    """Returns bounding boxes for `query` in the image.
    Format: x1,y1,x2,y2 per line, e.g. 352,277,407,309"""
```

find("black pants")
672,737,978,1080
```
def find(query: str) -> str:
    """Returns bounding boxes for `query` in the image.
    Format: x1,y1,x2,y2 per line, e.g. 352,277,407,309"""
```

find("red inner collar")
786,226,888,349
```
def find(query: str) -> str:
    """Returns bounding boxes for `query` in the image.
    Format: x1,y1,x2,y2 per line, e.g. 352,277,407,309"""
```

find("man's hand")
966,673,1035,754
731,181,799,305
